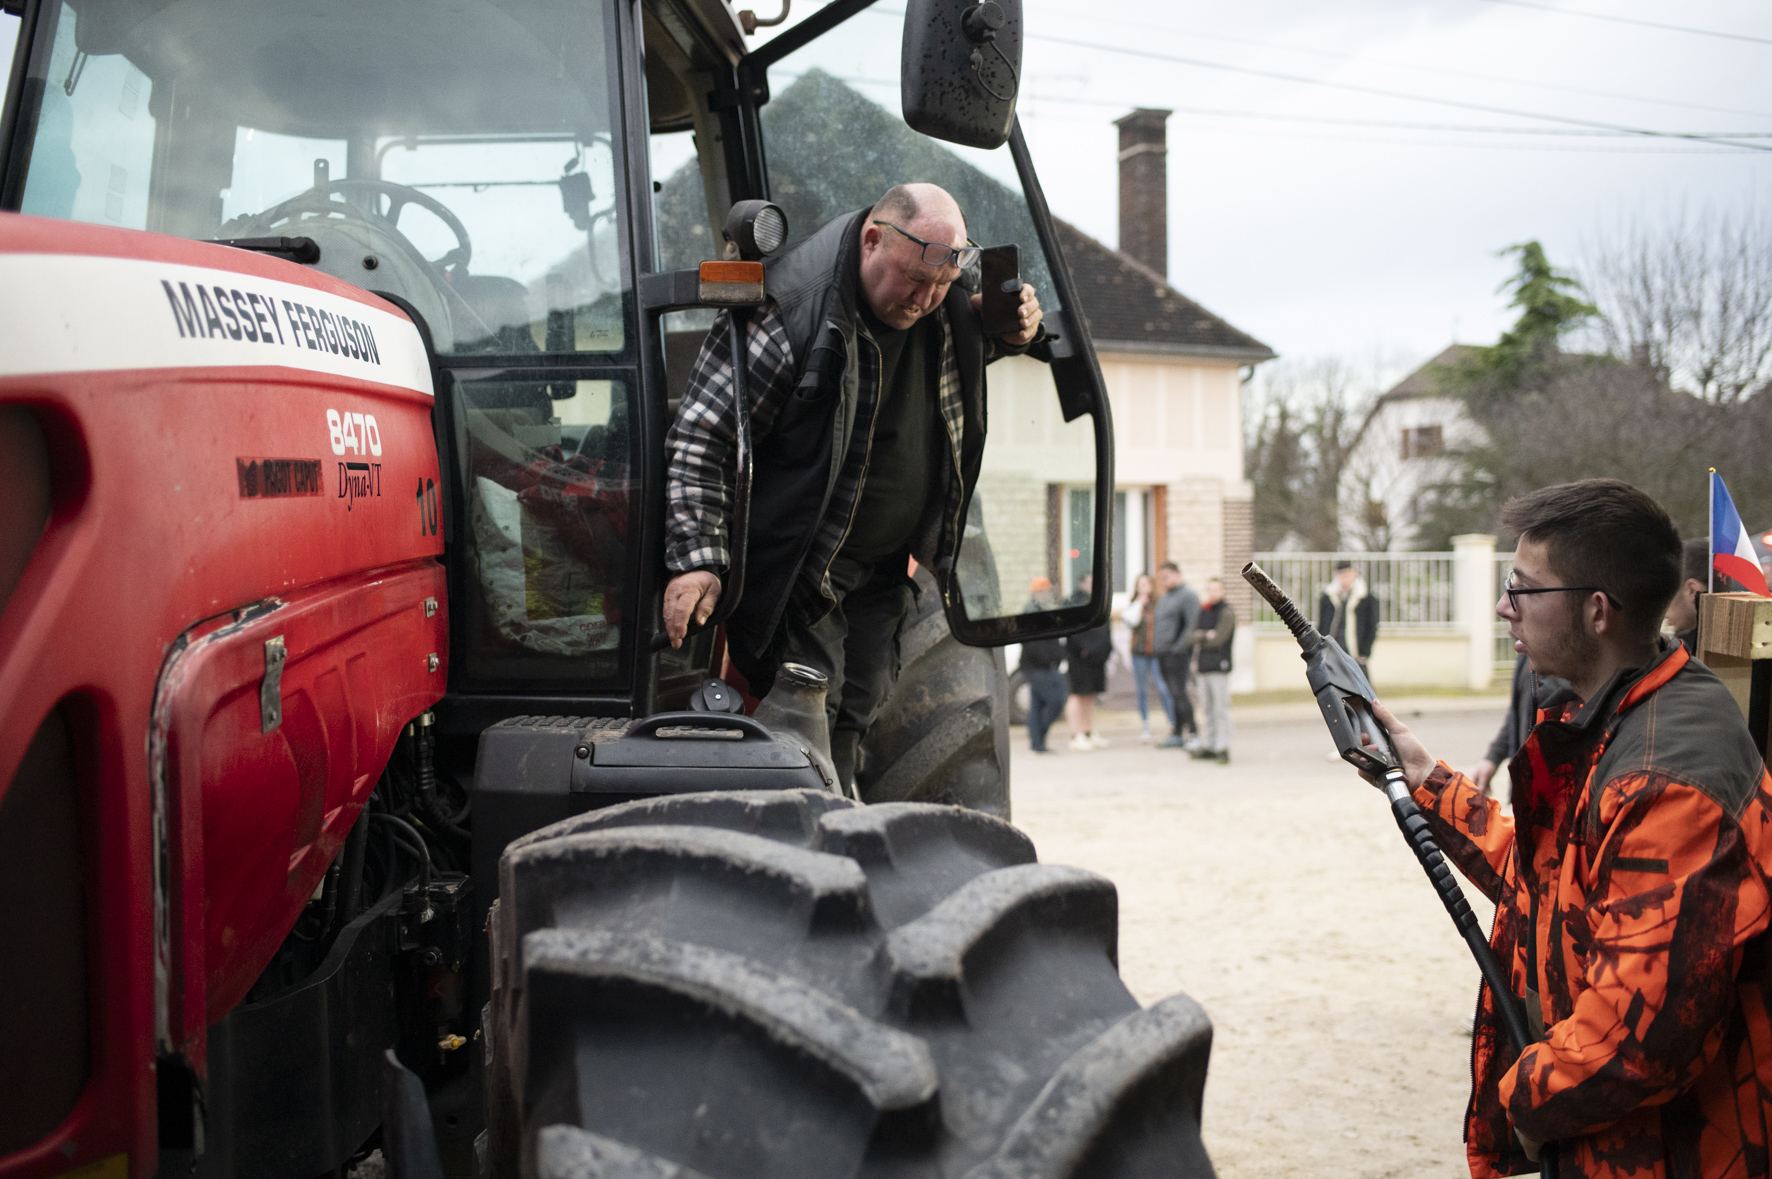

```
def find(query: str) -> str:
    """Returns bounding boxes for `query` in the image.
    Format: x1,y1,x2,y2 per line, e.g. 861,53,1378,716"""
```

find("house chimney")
1114,108,1171,277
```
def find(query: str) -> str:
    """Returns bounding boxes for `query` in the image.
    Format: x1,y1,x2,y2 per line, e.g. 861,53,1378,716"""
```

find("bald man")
663,183,1044,789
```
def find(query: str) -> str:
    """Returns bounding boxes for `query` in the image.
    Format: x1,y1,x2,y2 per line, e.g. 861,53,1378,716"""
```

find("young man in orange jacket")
1371,478,1772,1179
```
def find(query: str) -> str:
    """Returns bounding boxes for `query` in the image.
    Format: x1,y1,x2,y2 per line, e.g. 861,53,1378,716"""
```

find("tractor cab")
0,3,1141,1177
3,0,1115,720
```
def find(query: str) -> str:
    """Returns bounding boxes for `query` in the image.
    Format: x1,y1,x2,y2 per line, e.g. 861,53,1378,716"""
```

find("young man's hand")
1474,758,1499,795
971,283,1044,347
1361,699,1436,791
663,570,722,648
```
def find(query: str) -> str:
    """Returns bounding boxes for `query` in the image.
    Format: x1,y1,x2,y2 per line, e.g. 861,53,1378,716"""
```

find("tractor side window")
18,8,155,228
450,373,635,689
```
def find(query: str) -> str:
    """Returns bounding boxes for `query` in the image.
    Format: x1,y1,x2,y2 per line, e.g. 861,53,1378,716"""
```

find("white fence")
1246,536,1509,692
1247,552,1458,630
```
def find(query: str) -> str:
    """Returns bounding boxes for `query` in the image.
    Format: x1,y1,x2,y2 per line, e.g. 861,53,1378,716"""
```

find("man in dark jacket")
1663,536,1709,656
661,183,1043,788
1187,577,1235,763
1317,560,1378,667
1152,560,1199,748
1473,654,1537,799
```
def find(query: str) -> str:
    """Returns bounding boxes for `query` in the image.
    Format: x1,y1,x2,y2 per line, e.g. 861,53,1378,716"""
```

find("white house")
1338,344,1483,551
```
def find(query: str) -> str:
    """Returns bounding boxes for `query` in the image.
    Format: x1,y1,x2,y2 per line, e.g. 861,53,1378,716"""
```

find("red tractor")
0,1,1214,1176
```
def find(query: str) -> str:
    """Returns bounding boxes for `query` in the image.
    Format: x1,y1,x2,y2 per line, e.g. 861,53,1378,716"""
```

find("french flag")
1711,471,1770,596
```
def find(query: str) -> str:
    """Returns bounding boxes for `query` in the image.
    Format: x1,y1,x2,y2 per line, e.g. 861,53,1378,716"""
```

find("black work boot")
830,729,861,797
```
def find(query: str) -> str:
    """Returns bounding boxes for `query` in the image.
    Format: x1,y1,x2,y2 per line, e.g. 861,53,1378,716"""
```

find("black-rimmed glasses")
1503,574,1623,613
872,220,982,269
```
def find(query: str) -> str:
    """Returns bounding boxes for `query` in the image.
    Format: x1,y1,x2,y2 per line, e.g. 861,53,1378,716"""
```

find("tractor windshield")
14,0,628,356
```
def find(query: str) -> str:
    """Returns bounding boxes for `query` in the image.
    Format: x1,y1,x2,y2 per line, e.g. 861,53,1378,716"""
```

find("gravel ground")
1011,698,1512,1179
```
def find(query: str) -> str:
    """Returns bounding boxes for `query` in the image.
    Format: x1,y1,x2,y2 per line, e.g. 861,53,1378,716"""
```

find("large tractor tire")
857,568,1012,818
483,789,1215,1179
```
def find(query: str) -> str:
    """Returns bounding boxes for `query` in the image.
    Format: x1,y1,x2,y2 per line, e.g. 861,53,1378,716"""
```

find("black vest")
733,209,990,649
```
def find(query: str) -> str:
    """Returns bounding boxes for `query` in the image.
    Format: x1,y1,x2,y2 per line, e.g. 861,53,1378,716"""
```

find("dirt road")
1011,699,1510,1179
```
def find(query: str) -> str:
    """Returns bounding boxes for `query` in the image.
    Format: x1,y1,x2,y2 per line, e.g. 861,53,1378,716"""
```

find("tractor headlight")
723,201,789,261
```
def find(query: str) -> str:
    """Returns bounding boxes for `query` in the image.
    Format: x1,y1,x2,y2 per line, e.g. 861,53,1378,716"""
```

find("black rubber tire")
856,568,1013,819
483,789,1215,1179
1006,666,1030,728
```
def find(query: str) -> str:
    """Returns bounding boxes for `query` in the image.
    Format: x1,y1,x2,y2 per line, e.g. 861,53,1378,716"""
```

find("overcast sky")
6,2,1766,380
760,0,1771,378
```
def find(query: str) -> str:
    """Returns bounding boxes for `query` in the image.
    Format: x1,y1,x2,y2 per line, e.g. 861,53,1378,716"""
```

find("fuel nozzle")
1241,561,1397,775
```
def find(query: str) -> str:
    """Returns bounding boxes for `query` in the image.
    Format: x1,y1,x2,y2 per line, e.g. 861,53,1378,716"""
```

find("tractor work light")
723,200,789,261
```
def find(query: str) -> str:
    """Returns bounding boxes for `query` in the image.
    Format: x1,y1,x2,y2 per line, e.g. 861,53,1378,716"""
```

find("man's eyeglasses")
872,220,981,270
1503,574,1623,613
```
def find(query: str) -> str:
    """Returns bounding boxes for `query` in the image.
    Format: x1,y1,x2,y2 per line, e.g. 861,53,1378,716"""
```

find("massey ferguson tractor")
0,1,1215,1176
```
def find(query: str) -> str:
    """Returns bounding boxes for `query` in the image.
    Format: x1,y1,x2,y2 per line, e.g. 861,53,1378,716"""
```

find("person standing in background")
1019,577,1067,754
1663,537,1710,656
1318,560,1378,668
1153,561,1200,749
1473,653,1537,799
1121,572,1176,743
1063,574,1113,750
1187,578,1235,763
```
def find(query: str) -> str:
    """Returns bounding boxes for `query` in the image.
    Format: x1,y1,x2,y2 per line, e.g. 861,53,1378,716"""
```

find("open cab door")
643,0,1114,652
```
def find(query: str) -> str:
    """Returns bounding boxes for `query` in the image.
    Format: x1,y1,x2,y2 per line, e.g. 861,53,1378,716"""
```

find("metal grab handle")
653,308,752,652
624,711,772,741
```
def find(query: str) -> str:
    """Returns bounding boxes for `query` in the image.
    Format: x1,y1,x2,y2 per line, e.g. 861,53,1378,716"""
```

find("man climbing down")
661,182,1043,790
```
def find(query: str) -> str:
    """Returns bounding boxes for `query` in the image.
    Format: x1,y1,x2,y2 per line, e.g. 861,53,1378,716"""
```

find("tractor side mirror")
901,0,1022,150
560,170,594,232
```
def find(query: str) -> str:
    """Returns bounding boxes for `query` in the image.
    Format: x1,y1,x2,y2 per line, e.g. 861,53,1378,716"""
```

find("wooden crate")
1697,593,1772,762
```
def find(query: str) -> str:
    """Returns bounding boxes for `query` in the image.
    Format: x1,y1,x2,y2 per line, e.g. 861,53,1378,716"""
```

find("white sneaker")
1068,734,1094,751
1088,732,1110,749
1140,727,1152,743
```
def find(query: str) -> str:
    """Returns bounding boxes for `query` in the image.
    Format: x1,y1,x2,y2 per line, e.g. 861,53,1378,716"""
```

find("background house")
1337,344,1481,551
975,109,1273,695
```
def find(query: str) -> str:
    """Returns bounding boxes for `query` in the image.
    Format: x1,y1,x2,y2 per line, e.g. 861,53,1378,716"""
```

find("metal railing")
1250,552,1458,631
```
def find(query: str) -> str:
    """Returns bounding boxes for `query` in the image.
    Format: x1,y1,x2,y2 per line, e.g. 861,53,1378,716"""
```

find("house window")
1401,425,1443,460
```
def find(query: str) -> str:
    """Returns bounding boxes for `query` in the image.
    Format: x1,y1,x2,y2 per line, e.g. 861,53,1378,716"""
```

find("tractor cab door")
638,0,1115,656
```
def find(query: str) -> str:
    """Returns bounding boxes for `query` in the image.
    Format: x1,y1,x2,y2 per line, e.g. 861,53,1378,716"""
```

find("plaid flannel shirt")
665,299,965,604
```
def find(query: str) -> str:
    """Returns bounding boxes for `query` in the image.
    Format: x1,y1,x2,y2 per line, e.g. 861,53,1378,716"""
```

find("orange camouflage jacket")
1415,640,1772,1179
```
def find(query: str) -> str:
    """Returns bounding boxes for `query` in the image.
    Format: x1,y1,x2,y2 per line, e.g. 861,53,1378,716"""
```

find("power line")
1479,0,1772,47
880,4,1772,120
1023,32,1772,152
772,70,1772,153
1034,117,1763,155
776,68,1772,139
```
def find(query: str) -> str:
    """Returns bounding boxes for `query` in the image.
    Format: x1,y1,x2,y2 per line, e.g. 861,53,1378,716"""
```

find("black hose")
411,717,470,840
318,858,342,940
338,805,371,923
1383,771,1558,1179
370,811,433,898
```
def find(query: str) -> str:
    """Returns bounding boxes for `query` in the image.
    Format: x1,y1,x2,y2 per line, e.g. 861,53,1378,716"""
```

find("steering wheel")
235,178,473,274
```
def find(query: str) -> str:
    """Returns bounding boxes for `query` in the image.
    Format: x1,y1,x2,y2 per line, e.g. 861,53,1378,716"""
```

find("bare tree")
1581,209,1772,404
1245,356,1394,550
